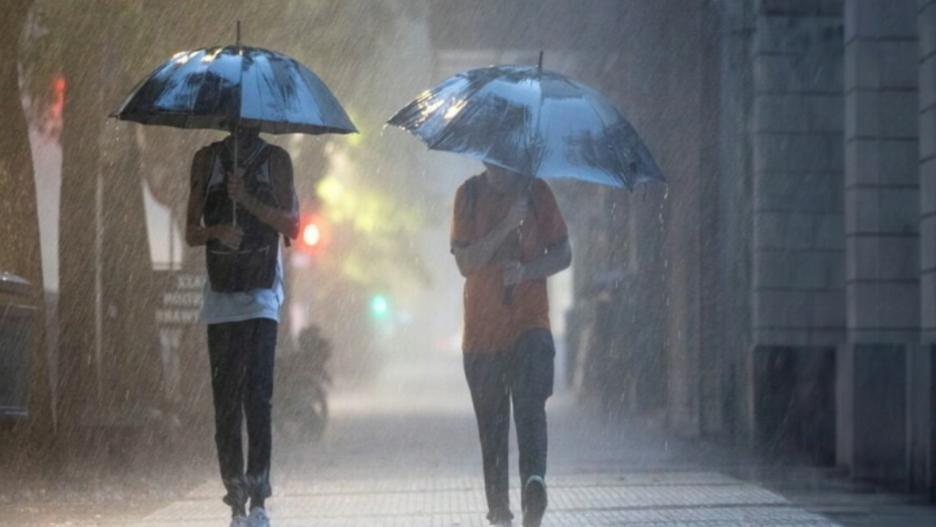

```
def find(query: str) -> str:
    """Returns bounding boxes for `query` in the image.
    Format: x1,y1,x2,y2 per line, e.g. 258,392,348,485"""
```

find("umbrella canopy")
388,65,662,189
112,46,356,135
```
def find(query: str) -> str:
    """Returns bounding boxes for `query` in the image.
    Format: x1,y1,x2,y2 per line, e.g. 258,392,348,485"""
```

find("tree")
0,0,55,458
0,0,38,299
24,0,162,437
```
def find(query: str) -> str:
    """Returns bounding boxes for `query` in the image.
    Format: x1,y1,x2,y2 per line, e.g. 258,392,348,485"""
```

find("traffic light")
370,294,389,319
302,222,321,248
297,213,329,255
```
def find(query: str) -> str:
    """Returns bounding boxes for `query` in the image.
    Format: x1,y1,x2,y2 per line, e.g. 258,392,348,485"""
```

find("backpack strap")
215,140,271,181
238,144,295,248
209,141,293,247
465,175,480,219
524,179,539,220
246,144,273,181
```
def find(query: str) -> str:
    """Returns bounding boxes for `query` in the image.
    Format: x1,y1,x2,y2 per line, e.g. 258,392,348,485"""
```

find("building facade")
568,0,936,497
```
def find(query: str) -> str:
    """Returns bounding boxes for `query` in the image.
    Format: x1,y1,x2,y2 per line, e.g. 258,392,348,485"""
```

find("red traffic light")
297,214,329,254
302,223,322,247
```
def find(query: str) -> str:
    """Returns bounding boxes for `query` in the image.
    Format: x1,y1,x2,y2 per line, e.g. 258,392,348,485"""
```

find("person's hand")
502,260,525,286
226,168,247,204
213,225,244,250
503,196,529,229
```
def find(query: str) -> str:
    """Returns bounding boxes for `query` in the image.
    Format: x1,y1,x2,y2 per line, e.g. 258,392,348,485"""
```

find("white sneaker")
229,515,250,527
248,507,271,527
493,521,513,527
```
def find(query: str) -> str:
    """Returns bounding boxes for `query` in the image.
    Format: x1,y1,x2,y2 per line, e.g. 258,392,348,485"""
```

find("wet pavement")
7,348,936,526
128,472,836,526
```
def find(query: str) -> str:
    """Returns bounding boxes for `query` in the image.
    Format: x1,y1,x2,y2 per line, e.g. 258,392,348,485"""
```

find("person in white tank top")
184,126,299,527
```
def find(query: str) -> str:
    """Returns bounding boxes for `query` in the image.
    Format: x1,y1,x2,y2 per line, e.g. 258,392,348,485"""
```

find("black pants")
207,318,277,509
464,329,555,524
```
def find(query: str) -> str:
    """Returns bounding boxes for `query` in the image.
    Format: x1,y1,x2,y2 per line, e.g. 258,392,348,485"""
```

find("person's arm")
185,148,242,249
453,197,528,277
502,238,572,285
227,148,300,239
502,181,571,286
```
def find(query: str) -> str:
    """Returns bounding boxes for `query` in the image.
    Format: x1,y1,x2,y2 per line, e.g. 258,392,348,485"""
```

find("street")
5,349,913,527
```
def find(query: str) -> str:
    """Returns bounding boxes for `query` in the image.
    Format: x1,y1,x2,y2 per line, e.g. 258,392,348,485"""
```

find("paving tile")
128,472,838,527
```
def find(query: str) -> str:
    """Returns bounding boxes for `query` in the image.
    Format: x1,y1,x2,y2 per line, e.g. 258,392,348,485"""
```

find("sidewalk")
11,349,936,526
128,471,836,526
122,351,844,527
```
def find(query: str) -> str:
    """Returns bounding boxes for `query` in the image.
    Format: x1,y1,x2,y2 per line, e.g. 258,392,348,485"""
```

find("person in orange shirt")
451,162,572,527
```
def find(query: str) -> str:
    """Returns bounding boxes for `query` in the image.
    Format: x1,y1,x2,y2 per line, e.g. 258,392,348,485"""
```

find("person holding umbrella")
389,54,663,527
113,32,356,527
184,123,296,527
451,161,570,527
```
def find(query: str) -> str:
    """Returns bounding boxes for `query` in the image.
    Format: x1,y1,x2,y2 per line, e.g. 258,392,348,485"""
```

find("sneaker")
229,515,250,527
248,507,270,527
522,476,547,527
492,520,513,527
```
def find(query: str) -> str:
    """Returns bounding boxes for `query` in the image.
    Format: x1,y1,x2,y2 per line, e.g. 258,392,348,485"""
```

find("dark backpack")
203,140,280,292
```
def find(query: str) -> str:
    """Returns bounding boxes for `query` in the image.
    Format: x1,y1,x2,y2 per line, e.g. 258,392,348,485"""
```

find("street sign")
153,271,205,415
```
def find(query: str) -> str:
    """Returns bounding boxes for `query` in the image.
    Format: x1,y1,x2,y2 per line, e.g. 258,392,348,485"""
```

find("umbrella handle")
502,181,534,306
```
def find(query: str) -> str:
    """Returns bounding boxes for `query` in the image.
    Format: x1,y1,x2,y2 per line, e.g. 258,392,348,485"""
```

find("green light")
370,295,389,318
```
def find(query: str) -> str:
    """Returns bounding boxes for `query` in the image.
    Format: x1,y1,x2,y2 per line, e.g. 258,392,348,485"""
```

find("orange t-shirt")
451,175,568,353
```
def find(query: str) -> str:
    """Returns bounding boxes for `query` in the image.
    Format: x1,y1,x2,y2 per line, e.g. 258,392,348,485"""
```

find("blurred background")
1,0,936,523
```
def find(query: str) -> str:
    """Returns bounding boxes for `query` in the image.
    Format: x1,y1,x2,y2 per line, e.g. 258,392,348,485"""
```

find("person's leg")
464,352,513,524
243,318,277,511
208,322,249,516
509,329,554,522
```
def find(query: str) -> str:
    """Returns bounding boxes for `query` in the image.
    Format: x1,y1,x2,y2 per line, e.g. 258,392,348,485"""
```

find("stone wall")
840,0,920,486
744,0,845,462
715,0,756,443
922,1,936,341
751,1,845,347
917,0,936,498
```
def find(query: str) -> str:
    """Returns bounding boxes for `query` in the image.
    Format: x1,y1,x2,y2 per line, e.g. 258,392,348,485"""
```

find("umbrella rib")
256,51,301,133
188,47,223,130
245,49,270,129
424,75,503,150
575,84,631,187
291,65,322,133
182,51,205,130
530,72,545,177
294,60,344,134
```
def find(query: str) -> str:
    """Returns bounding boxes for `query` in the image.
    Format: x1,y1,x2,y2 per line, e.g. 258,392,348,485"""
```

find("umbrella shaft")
232,126,239,227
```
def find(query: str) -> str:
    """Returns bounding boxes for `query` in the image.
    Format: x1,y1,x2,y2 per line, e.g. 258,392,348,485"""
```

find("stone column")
749,0,844,461
841,0,919,485
917,0,936,500
716,0,756,443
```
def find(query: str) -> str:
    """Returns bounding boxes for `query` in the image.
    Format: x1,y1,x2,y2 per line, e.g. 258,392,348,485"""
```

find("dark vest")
202,139,280,292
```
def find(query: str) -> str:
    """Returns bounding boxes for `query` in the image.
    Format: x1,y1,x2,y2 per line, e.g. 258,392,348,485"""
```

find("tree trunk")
56,2,108,440
0,0,55,457
58,3,161,445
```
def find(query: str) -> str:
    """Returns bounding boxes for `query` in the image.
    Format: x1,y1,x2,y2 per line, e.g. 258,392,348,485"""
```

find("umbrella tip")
236,20,241,47
537,50,544,72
